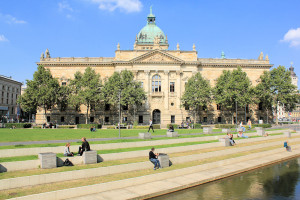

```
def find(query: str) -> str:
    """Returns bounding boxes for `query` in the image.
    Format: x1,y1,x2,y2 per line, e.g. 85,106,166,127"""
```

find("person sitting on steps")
149,147,161,170
168,125,174,132
64,143,74,157
78,137,90,156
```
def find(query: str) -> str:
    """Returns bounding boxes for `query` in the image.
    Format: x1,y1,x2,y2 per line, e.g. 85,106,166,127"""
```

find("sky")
0,0,300,85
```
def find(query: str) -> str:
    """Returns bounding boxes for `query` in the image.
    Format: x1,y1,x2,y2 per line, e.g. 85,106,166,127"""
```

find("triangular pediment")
130,50,184,64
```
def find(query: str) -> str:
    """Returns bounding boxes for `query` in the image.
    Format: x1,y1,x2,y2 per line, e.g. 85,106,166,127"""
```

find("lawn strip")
1,141,299,200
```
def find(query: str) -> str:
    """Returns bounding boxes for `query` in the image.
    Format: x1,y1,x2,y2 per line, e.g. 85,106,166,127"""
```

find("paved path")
0,126,294,146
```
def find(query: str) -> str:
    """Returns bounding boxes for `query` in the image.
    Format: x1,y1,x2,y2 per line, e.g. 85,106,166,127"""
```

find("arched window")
152,75,161,92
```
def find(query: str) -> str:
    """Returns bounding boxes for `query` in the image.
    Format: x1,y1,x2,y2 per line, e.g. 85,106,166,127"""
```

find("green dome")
137,24,166,44
136,7,167,45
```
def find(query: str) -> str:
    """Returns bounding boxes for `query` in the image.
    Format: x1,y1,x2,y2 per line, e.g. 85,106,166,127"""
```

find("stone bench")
219,138,231,147
83,150,98,164
256,128,265,136
158,153,170,168
284,131,291,138
166,131,178,137
38,152,57,169
222,129,230,134
203,127,213,134
139,132,152,139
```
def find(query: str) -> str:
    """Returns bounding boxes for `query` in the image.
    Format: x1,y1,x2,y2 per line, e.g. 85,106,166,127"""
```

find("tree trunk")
44,105,47,123
133,107,136,124
86,104,89,124
275,104,278,125
266,109,269,124
194,110,196,128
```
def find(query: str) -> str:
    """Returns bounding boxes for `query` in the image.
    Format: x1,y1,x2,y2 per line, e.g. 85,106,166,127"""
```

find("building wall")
0,76,22,122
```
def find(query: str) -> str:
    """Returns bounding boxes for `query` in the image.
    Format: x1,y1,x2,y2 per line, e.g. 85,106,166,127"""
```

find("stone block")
166,132,178,137
257,129,265,136
236,128,243,132
284,131,291,138
203,127,213,134
38,152,57,169
255,127,263,130
219,138,231,147
259,120,263,124
139,132,152,139
222,129,230,134
83,150,97,164
158,153,169,168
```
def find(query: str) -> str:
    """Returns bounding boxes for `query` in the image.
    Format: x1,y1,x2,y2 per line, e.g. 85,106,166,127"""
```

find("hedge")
252,124,272,128
57,125,77,129
194,124,202,129
133,124,161,129
77,124,102,129
106,126,115,129
4,123,32,128
215,124,236,129
167,124,178,129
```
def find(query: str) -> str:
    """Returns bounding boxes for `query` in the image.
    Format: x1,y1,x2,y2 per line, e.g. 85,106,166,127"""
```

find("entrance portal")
152,109,161,124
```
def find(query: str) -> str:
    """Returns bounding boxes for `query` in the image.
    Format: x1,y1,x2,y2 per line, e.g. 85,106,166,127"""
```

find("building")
35,8,273,126
288,62,300,121
0,75,22,123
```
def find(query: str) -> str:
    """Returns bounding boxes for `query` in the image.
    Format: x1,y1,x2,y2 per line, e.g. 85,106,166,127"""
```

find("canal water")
150,157,300,200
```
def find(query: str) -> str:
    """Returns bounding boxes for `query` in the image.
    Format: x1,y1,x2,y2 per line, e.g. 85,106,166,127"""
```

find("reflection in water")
150,158,300,200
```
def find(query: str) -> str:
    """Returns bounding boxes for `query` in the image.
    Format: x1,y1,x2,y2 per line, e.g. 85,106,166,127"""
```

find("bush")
194,123,202,129
4,123,32,128
106,126,115,129
215,124,236,129
253,124,271,128
167,124,178,129
57,125,77,129
33,126,42,129
77,124,102,129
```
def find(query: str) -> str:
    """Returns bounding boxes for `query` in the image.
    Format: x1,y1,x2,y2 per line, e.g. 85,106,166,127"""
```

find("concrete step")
2,137,299,191
0,129,290,158
1,132,298,173
9,144,300,200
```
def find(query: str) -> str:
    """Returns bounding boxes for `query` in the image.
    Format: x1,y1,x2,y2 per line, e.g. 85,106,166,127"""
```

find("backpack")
63,158,72,166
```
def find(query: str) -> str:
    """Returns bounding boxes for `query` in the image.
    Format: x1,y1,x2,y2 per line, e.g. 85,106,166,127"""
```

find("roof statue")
45,49,50,58
117,43,120,50
40,52,44,60
265,54,269,61
221,51,226,59
193,44,196,51
258,52,263,60
177,43,180,50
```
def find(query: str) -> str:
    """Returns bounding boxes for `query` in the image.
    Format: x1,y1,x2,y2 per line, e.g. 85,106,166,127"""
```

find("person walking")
247,119,252,130
148,119,154,133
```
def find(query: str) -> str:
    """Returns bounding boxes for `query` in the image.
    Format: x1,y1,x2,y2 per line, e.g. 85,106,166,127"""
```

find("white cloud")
0,13,26,24
281,27,300,47
0,35,9,42
91,0,142,13
58,1,74,12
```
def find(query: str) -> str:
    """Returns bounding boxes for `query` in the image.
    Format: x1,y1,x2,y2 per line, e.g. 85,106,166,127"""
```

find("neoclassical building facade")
36,9,273,126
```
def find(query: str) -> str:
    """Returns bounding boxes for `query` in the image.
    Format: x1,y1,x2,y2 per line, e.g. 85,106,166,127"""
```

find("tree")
254,71,273,123
69,67,102,124
214,67,253,124
269,66,298,124
102,70,146,124
19,65,60,121
181,72,212,126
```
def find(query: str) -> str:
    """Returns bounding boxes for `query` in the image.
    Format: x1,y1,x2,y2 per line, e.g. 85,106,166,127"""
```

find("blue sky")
0,0,300,85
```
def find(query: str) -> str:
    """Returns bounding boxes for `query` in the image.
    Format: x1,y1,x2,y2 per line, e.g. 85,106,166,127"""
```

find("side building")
0,75,22,123
35,9,273,126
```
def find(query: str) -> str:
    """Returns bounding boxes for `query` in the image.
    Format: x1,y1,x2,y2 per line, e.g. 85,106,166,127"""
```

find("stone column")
164,70,169,110
176,70,182,109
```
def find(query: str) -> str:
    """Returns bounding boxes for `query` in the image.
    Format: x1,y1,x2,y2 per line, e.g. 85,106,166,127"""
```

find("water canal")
150,157,300,200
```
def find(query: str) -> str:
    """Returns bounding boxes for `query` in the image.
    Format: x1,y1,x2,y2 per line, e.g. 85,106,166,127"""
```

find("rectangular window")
171,115,175,123
61,116,65,123
217,104,221,110
170,82,175,92
203,117,207,122
185,105,189,110
202,105,207,111
259,102,263,110
218,117,222,123
62,82,67,86
122,105,128,110
186,117,190,122
90,117,94,123
105,117,109,123
123,117,127,122
105,104,110,111
47,116,51,122
90,104,95,111
11,107,14,114
139,115,143,123
140,81,143,88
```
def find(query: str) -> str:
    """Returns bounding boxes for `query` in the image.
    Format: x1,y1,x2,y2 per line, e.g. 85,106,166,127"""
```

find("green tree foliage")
254,71,273,123
214,67,253,124
18,65,60,120
69,67,102,124
270,66,298,124
181,72,212,125
102,70,146,123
